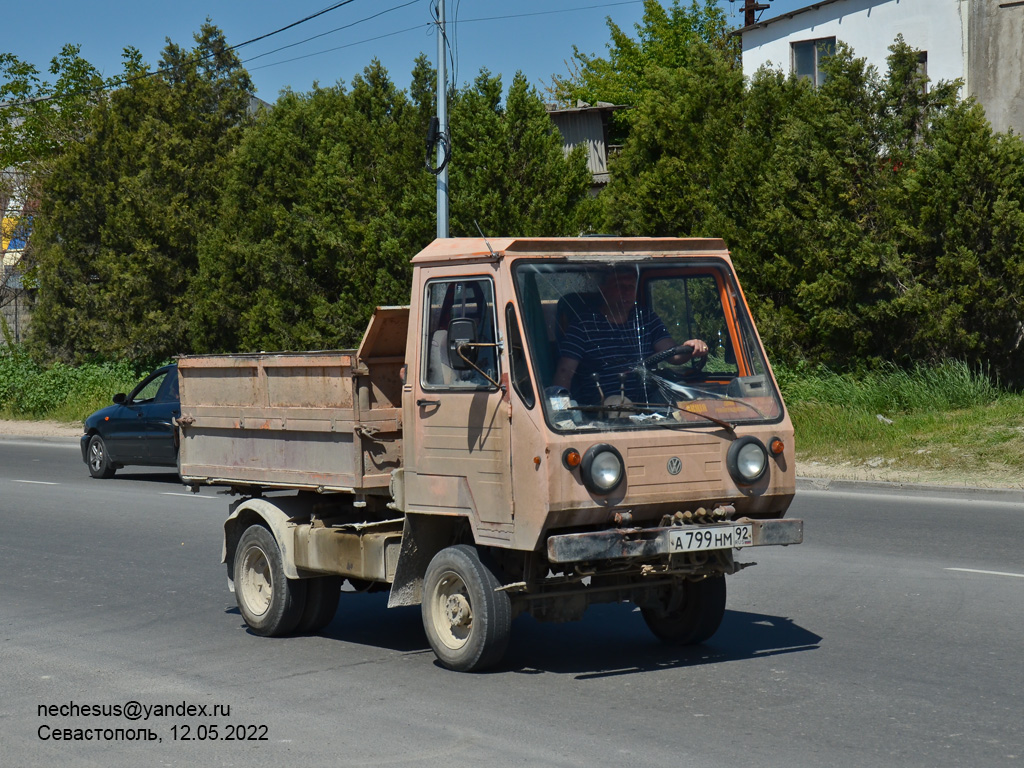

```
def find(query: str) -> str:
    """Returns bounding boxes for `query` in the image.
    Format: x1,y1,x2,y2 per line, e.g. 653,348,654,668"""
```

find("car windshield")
512,258,783,433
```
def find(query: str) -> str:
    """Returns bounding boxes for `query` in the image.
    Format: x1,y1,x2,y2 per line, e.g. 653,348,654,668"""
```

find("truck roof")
411,237,730,264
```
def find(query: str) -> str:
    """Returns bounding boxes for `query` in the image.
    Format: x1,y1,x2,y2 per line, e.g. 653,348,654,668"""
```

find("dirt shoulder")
795,460,1022,490
0,419,82,438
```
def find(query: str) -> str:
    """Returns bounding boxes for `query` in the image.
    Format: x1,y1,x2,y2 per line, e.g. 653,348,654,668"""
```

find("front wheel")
87,434,116,479
422,545,511,672
641,575,726,645
233,525,307,637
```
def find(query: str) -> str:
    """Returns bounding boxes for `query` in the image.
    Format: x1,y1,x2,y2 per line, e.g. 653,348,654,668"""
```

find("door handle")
417,398,440,407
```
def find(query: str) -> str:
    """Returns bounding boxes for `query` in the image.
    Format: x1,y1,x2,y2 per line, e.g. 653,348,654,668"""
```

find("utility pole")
740,0,772,27
436,0,449,239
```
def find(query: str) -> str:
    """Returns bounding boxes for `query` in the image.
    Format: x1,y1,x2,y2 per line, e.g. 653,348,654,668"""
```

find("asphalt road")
1,438,1022,767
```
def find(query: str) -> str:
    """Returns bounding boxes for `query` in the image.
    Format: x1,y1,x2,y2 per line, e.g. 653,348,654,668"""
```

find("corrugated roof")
545,101,629,115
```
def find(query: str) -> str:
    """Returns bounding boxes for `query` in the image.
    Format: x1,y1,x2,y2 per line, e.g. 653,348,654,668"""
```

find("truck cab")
401,237,794,545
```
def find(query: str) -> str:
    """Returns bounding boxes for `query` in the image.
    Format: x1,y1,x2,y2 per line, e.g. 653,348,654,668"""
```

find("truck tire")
295,576,342,633
233,525,307,637
422,545,511,672
87,435,116,479
641,575,727,645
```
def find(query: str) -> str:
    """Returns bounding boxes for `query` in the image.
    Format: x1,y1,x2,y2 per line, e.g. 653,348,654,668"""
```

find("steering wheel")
642,344,708,382
642,343,694,368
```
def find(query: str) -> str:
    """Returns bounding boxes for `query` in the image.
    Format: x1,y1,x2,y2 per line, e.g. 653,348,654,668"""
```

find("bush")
776,360,1001,414
0,345,146,422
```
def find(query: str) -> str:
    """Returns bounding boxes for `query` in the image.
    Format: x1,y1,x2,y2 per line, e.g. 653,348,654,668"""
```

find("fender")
222,497,316,583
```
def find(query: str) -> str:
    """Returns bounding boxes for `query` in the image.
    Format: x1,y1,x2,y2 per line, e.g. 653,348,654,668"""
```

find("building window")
792,37,836,87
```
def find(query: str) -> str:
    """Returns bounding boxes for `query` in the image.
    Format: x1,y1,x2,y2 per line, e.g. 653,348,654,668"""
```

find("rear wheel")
422,545,511,672
295,576,342,633
233,525,307,637
641,575,726,645
87,435,116,479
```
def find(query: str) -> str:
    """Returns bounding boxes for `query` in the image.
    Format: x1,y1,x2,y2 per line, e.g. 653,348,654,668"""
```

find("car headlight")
727,436,768,485
580,444,624,494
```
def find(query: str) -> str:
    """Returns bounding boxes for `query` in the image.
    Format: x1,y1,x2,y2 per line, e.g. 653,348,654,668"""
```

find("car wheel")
87,434,116,479
641,575,726,645
233,525,307,637
422,545,511,672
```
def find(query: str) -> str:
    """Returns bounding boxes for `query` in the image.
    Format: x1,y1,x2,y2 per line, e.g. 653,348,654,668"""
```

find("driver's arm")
551,357,579,391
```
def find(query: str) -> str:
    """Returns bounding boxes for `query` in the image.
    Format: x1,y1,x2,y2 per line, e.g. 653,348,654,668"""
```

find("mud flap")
387,513,463,608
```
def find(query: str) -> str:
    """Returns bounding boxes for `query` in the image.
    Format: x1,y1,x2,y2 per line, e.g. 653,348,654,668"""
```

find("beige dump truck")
177,237,802,671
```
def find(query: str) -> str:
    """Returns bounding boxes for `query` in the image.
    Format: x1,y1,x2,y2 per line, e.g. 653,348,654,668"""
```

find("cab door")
406,274,513,527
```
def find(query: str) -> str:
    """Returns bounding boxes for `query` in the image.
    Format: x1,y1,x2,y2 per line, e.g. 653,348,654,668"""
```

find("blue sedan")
81,364,180,478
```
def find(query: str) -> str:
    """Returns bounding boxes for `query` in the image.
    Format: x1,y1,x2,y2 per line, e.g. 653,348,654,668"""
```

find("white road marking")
799,488,1024,508
11,479,59,485
945,568,1024,580
161,492,220,501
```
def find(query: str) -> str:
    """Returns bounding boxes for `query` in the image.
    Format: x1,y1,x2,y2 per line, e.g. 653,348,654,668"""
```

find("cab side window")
422,278,499,389
506,303,535,407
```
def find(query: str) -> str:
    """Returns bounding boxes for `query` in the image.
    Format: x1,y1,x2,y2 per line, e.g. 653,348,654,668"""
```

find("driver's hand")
683,339,708,357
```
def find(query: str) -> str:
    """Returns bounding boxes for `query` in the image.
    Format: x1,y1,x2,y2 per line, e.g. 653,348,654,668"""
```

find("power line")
242,0,421,65
249,0,645,73
231,0,363,50
246,24,429,71
1,0,368,107
4,0,648,104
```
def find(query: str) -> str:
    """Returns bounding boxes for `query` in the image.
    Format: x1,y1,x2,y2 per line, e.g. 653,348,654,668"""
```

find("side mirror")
447,318,478,370
112,393,127,405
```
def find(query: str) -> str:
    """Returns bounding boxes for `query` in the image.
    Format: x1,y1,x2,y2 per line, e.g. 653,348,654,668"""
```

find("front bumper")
80,433,90,463
546,518,803,564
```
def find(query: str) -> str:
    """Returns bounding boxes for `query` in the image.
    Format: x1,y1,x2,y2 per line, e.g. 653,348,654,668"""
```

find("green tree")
0,44,108,173
890,102,1024,382
549,0,737,142
191,59,433,353
449,71,594,237
192,58,594,354
27,24,253,363
598,42,744,238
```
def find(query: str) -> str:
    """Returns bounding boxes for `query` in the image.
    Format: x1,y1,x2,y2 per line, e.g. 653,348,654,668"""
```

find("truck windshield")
512,259,783,433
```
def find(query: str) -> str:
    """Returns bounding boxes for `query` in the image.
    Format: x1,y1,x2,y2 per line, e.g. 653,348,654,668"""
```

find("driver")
550,267,708,405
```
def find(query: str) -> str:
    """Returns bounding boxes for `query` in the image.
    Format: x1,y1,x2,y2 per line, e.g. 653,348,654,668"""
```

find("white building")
737,0,1024,134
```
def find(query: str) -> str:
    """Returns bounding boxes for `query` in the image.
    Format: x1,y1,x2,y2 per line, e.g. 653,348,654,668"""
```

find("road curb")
0,434,80,445
797,476,1024,503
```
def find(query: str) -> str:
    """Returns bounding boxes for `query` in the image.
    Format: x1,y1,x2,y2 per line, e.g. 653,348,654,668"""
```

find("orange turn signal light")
769,437,785,456
562,448,582,470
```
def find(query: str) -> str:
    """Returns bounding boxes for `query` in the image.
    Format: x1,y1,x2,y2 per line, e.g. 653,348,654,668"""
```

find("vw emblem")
666,457,682,476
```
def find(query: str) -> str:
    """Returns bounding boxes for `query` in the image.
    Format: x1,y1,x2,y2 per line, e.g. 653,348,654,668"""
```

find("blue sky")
5,1,809,100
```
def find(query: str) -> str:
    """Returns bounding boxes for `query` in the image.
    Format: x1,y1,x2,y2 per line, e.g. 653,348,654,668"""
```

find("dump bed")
177,307,407,493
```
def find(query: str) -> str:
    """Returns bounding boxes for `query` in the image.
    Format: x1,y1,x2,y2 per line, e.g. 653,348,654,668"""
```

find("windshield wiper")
665,405,735,432
565,402,735,432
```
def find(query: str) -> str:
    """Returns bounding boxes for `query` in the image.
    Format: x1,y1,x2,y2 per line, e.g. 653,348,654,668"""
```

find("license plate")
667,524,753,553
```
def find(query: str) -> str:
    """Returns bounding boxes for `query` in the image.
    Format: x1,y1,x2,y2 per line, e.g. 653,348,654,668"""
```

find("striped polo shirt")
559,307,672,404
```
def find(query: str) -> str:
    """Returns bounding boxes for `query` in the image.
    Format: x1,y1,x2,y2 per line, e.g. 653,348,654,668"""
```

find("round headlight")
580,444,624,494
727,436,768,485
